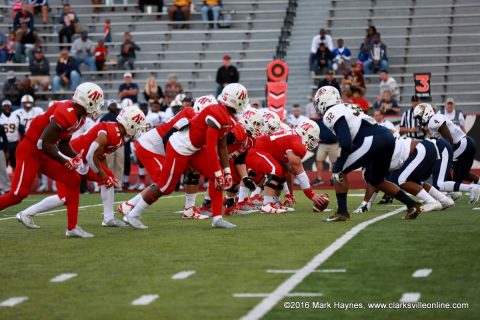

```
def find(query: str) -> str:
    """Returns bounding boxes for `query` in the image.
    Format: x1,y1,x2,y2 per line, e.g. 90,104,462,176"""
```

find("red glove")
224,171,233,190
312,193,329,207
214,170,225,190
64,150,84,171
283,193,296,207
103,175,119,188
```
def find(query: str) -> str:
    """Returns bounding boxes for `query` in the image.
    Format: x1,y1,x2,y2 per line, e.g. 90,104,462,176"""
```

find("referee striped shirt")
400,108,425,139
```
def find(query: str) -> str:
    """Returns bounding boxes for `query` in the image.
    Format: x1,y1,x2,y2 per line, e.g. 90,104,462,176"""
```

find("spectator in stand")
58,4,79,49
312,115,339,186
100,100,124,192
215,55,239,96
0,33,10,63
52,49,81,92
317,70,341,95
18,77,36,101
94,39,109,71
29,47,50,91
2,32,16,63
2,71,21,108
163,74,183,107
342,62,365,97
357,36,371,64
70,31,96,72
14,22,40,63
143,76,165,105
373,109,396,133
363,33,388,75
346,87,370,113
118,72,139,103
439,97,466,133
13,3,34,34
366,25,377,43
104,19,112,43
331,38,351,74
202,0,221,28
29,0,49,24
250,100,261,109
139,1,164,20
168,0,192,29
118,32,141,70
315,43,332,75
378,69,399,101
400,95,425,139
373,90,400,115
309,28,334,75
285,104,309,129
10,0,24,20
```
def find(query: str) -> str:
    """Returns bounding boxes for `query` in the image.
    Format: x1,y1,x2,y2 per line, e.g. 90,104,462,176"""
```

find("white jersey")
378,119,394,131
286,114,309,129
323,103,376,141
13,107,44,131
0,112,22,142
144,111,162,133
428,113,465,145
138,128,165,156
168,129,201,156
389,137,412,171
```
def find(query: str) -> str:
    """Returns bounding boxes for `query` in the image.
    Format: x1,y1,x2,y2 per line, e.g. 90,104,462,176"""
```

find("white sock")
282,183,290,194
138,167,146,176
251,186,262,197
204,193,211,201
460,184,475,192
368,192,378,206
124,175,129,184
238,186,250,202
24,195,64,216
416,189,437,203
213,215,222,223
101,186,115,221
428,186,449,202
185,192,197,208
263,195,274,205
41,174,48,186
128,198,149,217
129,193,143,206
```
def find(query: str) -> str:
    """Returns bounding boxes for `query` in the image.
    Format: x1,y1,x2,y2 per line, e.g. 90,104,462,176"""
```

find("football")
313,193,329,212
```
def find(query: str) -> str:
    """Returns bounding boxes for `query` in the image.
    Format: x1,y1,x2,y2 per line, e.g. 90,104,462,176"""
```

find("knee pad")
183,170,200,186
264,174,285,191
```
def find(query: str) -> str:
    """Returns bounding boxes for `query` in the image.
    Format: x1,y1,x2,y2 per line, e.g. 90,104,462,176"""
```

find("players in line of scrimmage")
1,82,479,238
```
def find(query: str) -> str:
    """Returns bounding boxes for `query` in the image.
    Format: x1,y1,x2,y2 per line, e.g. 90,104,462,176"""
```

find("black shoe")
311,178,324,187
378,194,393,205
322,211,350,222
404,202,424,220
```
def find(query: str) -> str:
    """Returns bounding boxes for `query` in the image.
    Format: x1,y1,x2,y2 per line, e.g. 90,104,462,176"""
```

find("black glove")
242,176,256,191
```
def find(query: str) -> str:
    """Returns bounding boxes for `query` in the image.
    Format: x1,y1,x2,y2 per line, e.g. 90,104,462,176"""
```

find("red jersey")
254,128,306,164
227,123,254,159
70,122,124,160
188,104,235,149
156,107,196,137
25,100,85,144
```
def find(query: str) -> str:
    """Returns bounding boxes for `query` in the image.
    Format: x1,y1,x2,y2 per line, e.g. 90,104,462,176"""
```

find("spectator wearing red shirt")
346,87,370,113
94,39,108,71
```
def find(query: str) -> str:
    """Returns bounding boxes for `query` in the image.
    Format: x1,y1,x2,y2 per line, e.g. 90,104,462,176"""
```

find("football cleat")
199,200,213,216
439,197,455,209
447,191,462,201
66,225,94,238
469,186,480,204
123,215,148,229
378,194,393,205
36,184,48,193
102,218,128,227
422,201,443,212
260,203,287,214
249,194,263,207
224,203,252,216
211,217,237,229
118,201,135,217
137,183,146,191
182,206,209,220
237,200,258,213
273,202,294,212
322,212,350,222
16,211,40,229
404,202,424,220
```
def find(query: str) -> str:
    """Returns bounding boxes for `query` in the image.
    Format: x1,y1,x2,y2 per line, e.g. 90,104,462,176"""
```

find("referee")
400,95,426,139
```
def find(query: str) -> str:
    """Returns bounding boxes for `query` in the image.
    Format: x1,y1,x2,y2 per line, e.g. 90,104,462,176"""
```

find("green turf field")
0,191,479,320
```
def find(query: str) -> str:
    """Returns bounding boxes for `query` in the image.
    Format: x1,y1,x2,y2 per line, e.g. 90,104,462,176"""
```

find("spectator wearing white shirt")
309,28,334,74
438,97,466,133
373,109,394,130
331,38,351,74
286,104,309,129
378,69,399,101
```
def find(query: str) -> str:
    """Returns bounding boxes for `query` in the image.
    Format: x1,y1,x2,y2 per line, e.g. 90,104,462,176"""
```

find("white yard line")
0,194,186,222
50,273,78,283
131,294,159,306
400,292,421,303
0,297,28,307
412,269,432,278
234,293,323,298
241,206,406,320
473,207,480,210
266,269,346,274
171,270,196,280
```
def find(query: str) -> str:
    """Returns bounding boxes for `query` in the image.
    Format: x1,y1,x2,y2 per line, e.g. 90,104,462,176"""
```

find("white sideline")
131,294,159,306
0,194,186,222
50,273,78,283
412,269,432,278
241,206,406,320
0,297,28,307
400,292,421,303
171,270,196,280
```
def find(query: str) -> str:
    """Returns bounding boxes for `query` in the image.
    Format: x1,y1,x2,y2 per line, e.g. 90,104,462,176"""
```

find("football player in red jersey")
1,83,105,238
16,106,146,228
120,83,249,229
246,119,328,213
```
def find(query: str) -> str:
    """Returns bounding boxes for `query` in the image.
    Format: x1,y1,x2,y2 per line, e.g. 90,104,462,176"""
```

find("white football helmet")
116,106,147,138
120,98,133,109
73,82,104,119
260,109,281,135
170,99,183,108
239,107,263,137
219,83,249,113
413,103,435,126
21,94,34,109
193,95,217,113
295,119,320,151
279,122,291,131
175,93,186,102
314,85,341,114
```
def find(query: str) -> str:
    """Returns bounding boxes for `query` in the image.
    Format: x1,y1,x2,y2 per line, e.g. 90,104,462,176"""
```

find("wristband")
214,170,223,178
296,171,311,190
303,188,315,200
224,167,231,174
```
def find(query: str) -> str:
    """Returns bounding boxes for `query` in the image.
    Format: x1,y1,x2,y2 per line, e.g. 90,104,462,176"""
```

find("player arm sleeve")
87,134,108,177
287,151,314,199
